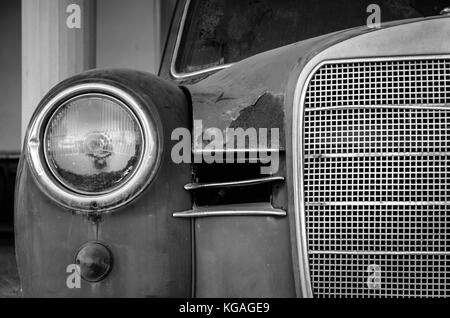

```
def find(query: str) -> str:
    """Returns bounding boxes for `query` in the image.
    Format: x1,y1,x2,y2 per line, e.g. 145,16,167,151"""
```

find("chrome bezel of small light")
26,83,161,214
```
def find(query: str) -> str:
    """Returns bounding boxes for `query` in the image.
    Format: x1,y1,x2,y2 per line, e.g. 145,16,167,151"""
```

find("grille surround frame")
293,55,450,298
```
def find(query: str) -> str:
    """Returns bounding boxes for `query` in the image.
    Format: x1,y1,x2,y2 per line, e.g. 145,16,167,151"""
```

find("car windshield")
175,0,450,75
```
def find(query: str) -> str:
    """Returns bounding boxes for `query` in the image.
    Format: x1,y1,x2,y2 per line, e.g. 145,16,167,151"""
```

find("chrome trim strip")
309,251,450,256
173,210,287,218
26,83,161,214
170,0,233,80
173,203,286,218
306,201,450,206
294,54,450,298
316,54,450,66
305,105,450,112
305,152,450,159
184,176,284,191
292,60,321,300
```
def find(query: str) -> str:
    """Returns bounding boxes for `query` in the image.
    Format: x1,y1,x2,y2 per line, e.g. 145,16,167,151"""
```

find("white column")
21,0,96,141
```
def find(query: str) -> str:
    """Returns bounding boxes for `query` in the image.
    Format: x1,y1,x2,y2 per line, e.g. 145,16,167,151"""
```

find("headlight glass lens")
44,95,144,194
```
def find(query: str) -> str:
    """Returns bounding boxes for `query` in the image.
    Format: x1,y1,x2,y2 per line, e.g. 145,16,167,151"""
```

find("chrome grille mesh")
309,253,450,298
305,60,450,109
302,58,450,298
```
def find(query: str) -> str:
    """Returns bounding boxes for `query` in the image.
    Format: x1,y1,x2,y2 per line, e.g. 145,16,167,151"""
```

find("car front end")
15,0,450,298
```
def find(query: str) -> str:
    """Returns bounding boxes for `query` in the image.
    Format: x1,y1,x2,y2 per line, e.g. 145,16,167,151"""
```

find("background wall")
21,0,96,141
96,0,177,73
1,0,177,151
0,1,21,152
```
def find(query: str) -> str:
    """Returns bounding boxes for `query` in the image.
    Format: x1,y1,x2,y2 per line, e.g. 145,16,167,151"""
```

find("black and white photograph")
1,0,450,305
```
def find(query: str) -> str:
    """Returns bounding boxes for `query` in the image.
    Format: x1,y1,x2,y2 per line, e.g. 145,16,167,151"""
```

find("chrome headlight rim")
43,93,146,196
27,83,162,214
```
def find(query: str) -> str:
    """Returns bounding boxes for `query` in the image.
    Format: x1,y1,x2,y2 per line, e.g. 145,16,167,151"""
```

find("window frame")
170,0,233,80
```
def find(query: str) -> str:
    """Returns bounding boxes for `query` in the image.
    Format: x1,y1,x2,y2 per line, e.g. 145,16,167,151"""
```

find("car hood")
186,15,450,151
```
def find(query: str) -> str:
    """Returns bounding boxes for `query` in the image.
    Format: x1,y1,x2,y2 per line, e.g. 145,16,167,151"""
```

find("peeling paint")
193,89,285,149
224,89,270,123
230,92,284,129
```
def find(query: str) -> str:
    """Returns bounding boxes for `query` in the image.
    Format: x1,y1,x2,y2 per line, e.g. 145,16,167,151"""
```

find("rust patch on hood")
229,92,285,148
193,89,285,149
230,91,284,129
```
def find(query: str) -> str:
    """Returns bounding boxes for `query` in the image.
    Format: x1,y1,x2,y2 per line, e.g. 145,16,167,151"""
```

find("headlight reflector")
44,95,144,194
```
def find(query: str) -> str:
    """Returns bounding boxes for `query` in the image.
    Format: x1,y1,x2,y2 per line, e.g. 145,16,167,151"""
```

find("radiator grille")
302,58,450,298
305,59,450,109
309,253,450,298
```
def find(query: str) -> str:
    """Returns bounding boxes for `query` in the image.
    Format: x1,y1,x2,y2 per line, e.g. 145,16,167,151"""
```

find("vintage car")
15,0,450,298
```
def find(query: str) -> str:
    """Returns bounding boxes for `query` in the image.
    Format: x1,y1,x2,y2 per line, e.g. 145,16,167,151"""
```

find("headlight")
27,83,161,213
44,94,143,194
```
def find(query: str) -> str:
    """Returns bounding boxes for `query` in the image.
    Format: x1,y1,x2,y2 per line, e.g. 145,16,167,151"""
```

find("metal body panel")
194,216,296,298
15,164,97,297
15,70,192,297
